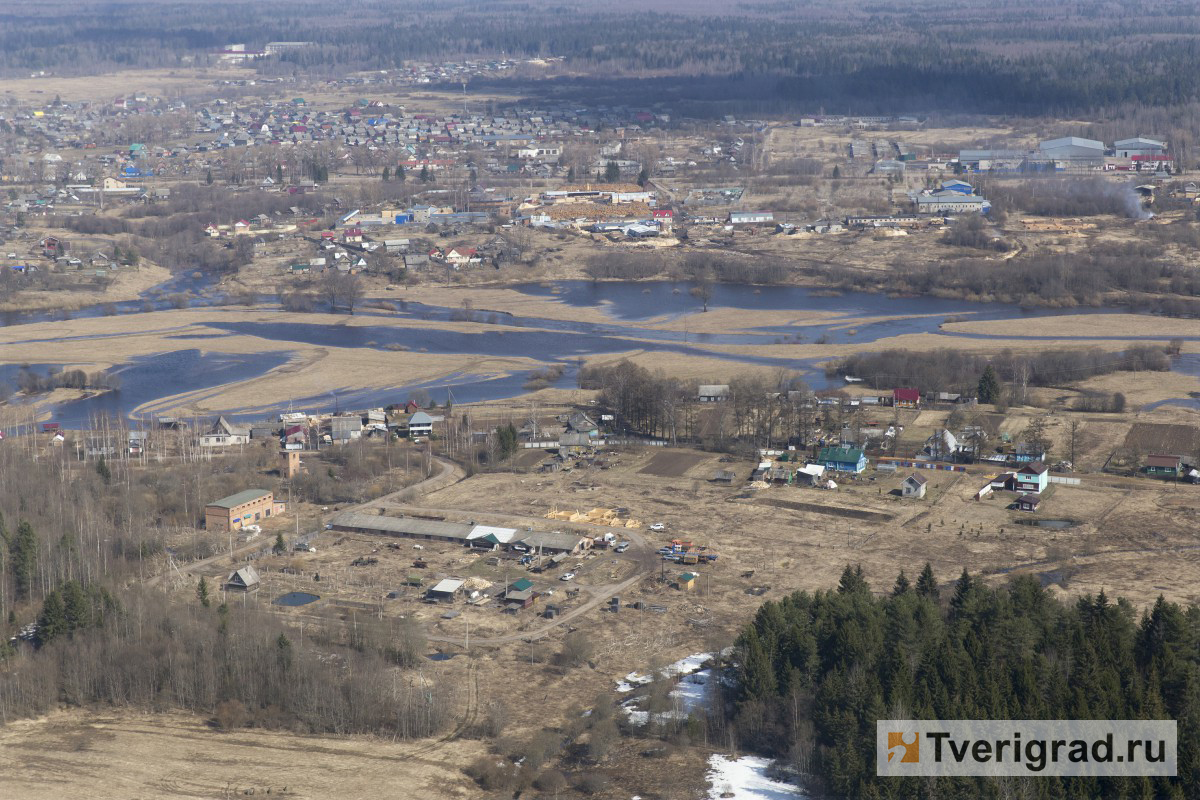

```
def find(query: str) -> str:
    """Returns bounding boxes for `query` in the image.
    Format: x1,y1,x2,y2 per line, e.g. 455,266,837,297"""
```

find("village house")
893,388,921,409
818,446,868,474
902,473,928,498
1144,454,1185,478
1014,461,1048,494
199,416,250,448
225,565,261,592
408,411,434,438
698,384,730,402
329,415,363,443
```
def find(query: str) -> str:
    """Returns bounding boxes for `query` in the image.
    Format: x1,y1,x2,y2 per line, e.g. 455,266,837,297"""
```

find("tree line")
729,565,1200,798
833,346,1172,399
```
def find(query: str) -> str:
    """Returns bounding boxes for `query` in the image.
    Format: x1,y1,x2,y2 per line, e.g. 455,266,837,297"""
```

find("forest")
0,436,448,734
729,566,1200,799
9,1,1200,116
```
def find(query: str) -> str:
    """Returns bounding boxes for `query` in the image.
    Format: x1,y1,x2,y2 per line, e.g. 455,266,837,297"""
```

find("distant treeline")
10,1,1200,116
832,346,1171,395
729,566,1200,798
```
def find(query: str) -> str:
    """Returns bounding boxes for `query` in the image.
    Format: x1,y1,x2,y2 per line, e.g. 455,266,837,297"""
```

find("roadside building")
408,411,434,438
205,489,281,532
698,384,730,402
1017,494,1042,512
893,388,921,409
1144,454,1184,478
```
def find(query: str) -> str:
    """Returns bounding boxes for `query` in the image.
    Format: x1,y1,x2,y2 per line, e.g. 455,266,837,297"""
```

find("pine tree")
396,165,405,183
949,569,974,618
419,164,431,183
205,169,213,185
915,563,939,601
62,581,90,632
977,365,1001,404
604,160,620,183
382,166,390,182
892,570,910,596
566,166,575,183
838,564,869,595
197,577,211,607
10,520,37,601
276,632,293,672
637,166,649,186
276,164,283,184
273,533,287,555
36,590,66,645
95,455,111,485
832,165,841,179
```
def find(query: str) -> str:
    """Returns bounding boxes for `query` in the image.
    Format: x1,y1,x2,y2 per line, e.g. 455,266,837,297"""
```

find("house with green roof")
818,446,867,474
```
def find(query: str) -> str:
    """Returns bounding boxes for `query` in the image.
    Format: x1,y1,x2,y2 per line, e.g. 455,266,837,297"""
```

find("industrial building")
1114,137,1167,159
205,489,283,532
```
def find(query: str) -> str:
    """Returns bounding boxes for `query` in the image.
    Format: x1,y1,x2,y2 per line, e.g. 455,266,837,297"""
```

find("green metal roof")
208,489,271,509
510,578,533,592
819,446,864,462
680,572,697,582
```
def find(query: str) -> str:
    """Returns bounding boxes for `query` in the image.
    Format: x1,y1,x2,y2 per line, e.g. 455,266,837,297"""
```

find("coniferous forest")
731,566,1200,799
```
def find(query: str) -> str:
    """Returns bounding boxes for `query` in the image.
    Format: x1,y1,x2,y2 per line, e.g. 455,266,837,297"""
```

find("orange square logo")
887,732,919,763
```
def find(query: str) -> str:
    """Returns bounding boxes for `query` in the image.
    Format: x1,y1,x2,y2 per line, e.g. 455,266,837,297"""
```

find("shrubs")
941,215,1009,251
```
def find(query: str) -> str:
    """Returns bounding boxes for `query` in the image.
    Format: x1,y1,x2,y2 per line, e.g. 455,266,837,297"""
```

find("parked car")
649,523,666,532
615,542,630,553
560,572,576,581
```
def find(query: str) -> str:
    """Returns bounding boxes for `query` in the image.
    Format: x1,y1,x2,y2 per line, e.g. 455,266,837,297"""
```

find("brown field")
1124,422,1200,455
638,450,708,477
0,710,485,800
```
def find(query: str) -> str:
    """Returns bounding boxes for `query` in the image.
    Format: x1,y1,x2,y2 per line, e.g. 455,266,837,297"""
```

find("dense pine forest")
730,566,1200,798
8,0,1200,116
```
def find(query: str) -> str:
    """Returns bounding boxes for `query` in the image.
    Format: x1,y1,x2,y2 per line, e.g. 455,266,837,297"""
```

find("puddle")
272,591,320,606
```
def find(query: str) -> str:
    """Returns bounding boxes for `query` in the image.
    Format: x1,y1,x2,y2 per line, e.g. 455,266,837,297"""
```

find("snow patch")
617,651,716,692
706,754,804,800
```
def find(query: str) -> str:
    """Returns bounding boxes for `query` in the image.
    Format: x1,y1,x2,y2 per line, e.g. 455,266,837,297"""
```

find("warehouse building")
330,512,589,554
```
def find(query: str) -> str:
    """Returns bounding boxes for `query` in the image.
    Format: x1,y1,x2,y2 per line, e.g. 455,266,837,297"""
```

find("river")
4,276,1199,426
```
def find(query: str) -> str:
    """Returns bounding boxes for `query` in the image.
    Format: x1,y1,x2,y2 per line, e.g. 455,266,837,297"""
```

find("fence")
875,457,966,473
1048,475,1082,486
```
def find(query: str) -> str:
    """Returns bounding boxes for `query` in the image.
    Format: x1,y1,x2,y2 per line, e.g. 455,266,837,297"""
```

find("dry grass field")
0,710,486,800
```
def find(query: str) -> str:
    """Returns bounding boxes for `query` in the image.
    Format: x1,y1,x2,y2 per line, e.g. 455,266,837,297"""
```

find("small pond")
273,591,321,606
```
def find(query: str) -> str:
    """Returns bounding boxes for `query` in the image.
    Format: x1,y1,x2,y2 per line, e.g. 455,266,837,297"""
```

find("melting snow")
706,754,804,800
